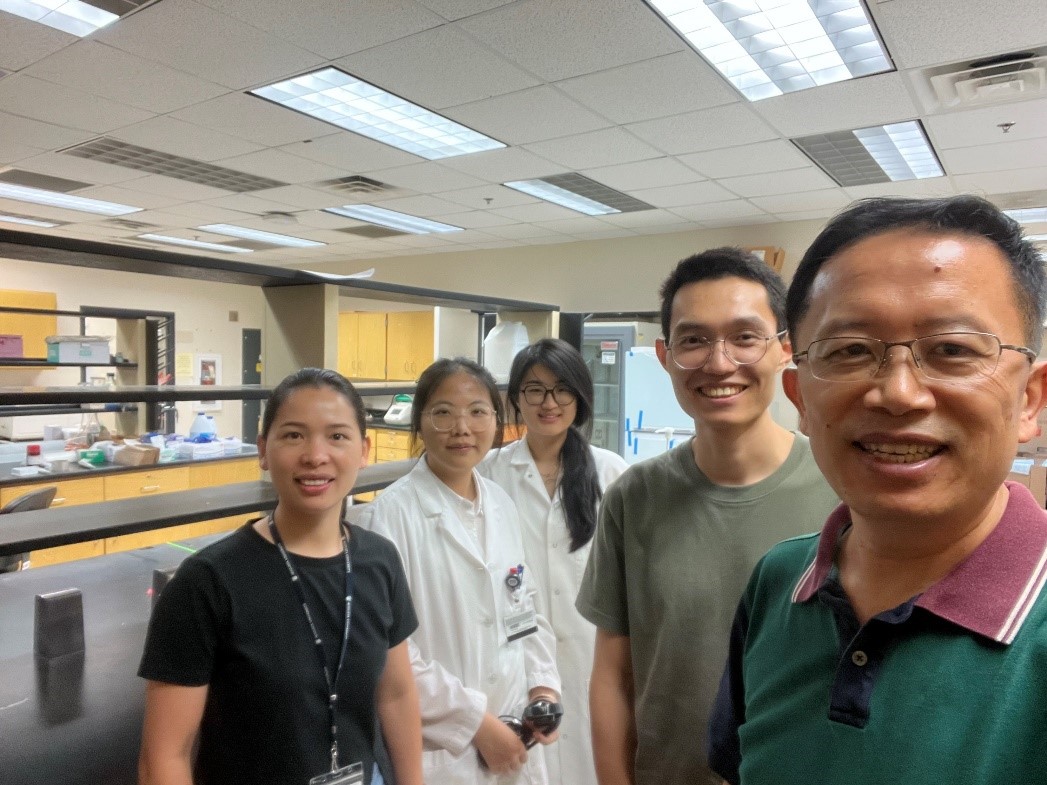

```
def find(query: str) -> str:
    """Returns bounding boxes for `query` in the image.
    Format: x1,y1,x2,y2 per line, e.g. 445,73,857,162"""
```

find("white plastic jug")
189,412,217,439
483,321,530,382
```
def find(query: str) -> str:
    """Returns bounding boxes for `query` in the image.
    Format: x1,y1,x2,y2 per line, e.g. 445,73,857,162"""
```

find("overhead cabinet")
339,310,434,382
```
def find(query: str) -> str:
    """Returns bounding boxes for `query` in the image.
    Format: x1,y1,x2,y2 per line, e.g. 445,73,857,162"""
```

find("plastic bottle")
25,444,45,466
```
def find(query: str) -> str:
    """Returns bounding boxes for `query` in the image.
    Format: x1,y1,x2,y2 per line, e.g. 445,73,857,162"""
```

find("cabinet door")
387,312,434,381
0,289,57,364
1,477,106,567
338,312,360,378
355,312,387,379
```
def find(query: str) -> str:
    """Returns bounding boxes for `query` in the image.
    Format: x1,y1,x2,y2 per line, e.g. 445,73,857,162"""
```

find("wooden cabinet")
2,477,106,567
386,311,434,381
338,312,387,380
353,427,422,502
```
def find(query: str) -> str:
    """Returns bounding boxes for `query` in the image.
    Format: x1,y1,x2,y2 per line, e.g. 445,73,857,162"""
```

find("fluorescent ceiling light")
0,182,142,215
0,213,59,227
1027,233,1047,242
0,0,118,37
1005,208,1047,224
198,223,325,248
137,234,253,253
504,180,621,216
324,204,463,235
852,121,943,180
250,67,505,160
647,0,892,101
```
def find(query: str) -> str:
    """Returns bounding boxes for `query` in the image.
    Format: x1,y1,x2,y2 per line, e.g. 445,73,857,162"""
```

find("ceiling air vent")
316,176,404,200
60,137,286,192
336,225,408,239
0,169,93,192
925,49,1047,110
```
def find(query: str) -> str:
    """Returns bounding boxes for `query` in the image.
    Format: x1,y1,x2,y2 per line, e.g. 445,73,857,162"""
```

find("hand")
474,713,528,774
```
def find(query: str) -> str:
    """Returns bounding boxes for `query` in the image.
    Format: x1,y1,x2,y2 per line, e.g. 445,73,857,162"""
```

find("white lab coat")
479,439,629,785
348,458,561,785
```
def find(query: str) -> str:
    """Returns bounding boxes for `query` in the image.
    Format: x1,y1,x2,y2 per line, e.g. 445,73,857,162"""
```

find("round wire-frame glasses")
667,329,787,370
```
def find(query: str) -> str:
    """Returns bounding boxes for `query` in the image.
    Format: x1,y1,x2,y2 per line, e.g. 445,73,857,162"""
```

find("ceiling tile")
490,202,583,222
422,210,517,228
280,133,421,172
438,148,563,184
446,86,609,145
194,0,443,59
771,208,838,222
0,112,93,152
582,157,704,191
159,202,266,223
679,140,811,179
0,141,49,166
0,13,73,71
483,222,572,240
0,74,153,134
335,25,540,110
23,41,227,114
874,0,1047,69
214,149,344,184
752,73,919,137
719,167,835,198
201,193,300,215
73,184,189,210
950,166,1047,195
414,0,516,21
370,194,467,218
628,181,736,208
598,209,699,229
700,215,781,229
457,0,683,81
95,0,325,89
668,200,769,222
924,99,1047,150
941,138,1047,174
171,93,340,148
750,189,850,213
523,128,663,171
111,116,263,162
119,174,234,201
435,184,541,210
556,51,740,124
363,162,487,193
15,152,150,187
843,178,958,200
626,104,779,155
248,185,342,210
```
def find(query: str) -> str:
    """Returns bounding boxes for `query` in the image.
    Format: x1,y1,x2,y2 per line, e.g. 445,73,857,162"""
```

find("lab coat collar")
412,458,489,565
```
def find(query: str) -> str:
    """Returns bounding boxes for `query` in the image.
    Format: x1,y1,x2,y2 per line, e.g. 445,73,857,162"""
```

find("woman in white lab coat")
348,357,561,785
479,339,628,785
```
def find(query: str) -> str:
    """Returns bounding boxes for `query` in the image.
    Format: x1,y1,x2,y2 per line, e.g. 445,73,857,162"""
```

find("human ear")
1017,361,1047,444
782,368,810,436
655,338,669,371
257,435,268,470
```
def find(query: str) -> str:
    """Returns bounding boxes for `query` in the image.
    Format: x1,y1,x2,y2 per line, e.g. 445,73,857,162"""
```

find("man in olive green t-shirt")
576,247,837,785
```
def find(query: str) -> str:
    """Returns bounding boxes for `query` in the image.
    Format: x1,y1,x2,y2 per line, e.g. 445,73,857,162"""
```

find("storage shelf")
0,384,273,404
0,357,138,369
0,403,138,418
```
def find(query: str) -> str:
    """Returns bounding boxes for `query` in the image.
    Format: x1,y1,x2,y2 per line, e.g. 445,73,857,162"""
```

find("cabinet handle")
140,484,161,493
52,497,67,506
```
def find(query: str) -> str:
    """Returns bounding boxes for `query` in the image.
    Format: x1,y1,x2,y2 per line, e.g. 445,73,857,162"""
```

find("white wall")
1,256,265,438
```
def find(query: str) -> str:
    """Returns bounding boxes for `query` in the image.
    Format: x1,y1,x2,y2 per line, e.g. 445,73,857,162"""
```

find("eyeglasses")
667,329,787,370
793,332,1036,383
520,383,576,406
427,404,496,433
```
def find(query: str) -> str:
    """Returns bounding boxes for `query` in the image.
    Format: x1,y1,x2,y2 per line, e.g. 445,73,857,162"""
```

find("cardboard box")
0,334,23,358
45,336,110,364
113,444,160,466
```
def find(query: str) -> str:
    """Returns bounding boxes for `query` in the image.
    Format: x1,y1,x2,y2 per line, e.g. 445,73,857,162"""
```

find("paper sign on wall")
601,351,616,365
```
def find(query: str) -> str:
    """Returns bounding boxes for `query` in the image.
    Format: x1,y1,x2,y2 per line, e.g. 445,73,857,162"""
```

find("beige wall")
0,256,266,438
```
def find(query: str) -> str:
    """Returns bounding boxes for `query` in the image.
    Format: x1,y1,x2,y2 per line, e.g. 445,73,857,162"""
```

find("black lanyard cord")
268,514,355,772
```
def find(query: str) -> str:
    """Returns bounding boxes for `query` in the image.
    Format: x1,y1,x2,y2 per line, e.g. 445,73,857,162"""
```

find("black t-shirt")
139,521,418,785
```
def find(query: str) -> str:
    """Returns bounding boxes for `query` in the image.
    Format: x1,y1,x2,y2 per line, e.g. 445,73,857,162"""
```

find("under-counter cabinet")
0,476,106,566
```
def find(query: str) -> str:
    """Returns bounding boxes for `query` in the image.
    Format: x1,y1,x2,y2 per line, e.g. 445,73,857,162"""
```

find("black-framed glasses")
793,332,1036,383
427,404,496,432
520,383,576,406
667,329,787,370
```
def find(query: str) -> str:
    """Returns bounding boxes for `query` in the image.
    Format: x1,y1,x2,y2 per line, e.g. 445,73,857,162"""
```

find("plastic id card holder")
505,608,538,642
309,762,363,785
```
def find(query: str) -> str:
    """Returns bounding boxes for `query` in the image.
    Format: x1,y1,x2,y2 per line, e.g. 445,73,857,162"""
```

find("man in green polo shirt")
708,195,1047,784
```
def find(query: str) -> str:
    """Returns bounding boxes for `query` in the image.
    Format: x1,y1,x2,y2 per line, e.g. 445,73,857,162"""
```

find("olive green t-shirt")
576,434,838,785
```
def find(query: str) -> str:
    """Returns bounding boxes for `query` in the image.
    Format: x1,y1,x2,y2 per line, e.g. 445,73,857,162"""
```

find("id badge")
505,608,538,642
309,762,363,785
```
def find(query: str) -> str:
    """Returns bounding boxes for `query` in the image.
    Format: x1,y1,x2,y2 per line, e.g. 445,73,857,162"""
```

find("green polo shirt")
709,482,1047,785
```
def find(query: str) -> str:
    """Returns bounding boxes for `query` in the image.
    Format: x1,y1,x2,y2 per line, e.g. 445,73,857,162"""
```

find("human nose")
865,345,935,415
448,411,472,433
700,338,736,373
301,435,330,464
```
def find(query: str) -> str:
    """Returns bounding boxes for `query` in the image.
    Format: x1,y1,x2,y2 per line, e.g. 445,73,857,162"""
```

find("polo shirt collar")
791,481,1047,645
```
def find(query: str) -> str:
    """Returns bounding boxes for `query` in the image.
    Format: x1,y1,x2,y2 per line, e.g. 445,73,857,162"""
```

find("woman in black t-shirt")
138,368,423,785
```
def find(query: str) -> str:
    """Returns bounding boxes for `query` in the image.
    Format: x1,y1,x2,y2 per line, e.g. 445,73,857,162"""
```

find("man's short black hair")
659,247,787,339
787,195,1047,352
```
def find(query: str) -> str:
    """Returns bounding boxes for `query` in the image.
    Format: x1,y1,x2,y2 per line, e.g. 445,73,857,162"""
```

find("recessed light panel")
198,224,325,248
137,234,254,253
0,213,60,228
0,182,142,215
324,204,462,235
250,67,505,160
504,173,654,216
647,0,892,100
793,120,942,186
0,0,118,37
1005,208,1047,224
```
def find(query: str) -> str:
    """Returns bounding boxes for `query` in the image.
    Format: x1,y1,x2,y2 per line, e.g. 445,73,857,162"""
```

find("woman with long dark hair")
139,368,422,785
480,339,628,785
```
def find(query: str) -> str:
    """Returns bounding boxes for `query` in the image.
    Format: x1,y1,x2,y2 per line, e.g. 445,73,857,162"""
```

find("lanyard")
268,514,355,773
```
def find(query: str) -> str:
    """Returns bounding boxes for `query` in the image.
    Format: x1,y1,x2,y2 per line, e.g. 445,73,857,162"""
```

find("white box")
45,335,111,364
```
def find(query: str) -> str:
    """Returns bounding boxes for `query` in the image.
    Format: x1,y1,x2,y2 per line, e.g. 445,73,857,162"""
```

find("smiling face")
419,371,498,486
655,276,790,432
258,385,370,526
784,228,1046,529
516,363,578,441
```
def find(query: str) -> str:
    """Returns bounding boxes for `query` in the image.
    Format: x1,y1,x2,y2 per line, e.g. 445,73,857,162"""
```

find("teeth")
861,443,940,464
299,479,329,486
701,386,744,398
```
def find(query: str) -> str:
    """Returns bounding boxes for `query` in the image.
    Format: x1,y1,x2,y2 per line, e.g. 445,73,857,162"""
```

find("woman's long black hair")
507,339,601,552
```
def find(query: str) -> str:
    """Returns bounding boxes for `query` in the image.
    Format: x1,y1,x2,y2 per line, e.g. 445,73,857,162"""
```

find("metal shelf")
0,357,138,369
0,403,138,418
0,384,273,405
